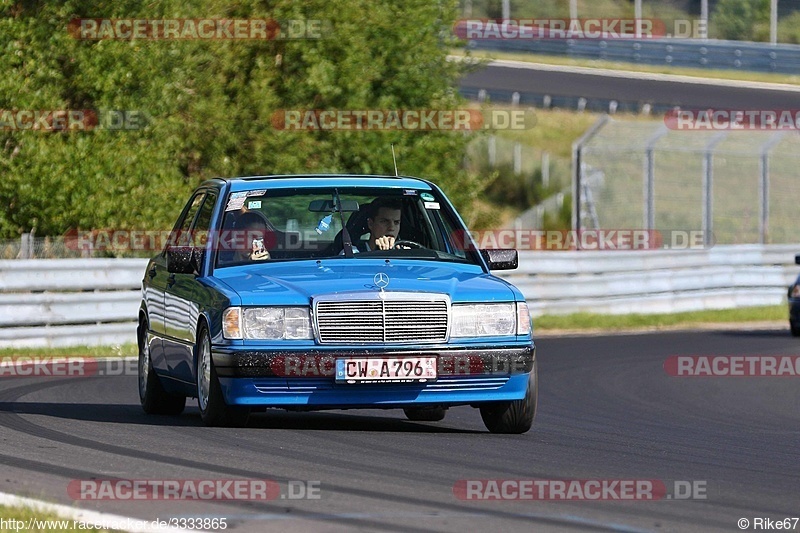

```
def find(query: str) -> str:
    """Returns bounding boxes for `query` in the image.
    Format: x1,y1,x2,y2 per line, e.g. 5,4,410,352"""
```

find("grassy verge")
455,49,800,86
0,344,137,358
0,504,107,532
535,305,786,331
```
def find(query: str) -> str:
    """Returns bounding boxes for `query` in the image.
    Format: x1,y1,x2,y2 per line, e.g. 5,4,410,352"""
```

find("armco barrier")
468,38,800,74
0,258,147,348
503,244,799,316
0,245,796,347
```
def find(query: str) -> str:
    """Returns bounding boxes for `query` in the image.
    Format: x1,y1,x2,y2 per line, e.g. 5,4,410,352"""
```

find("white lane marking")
0,491,198,533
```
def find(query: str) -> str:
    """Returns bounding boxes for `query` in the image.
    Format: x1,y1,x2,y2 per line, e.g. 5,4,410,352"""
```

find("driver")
365,197,402,251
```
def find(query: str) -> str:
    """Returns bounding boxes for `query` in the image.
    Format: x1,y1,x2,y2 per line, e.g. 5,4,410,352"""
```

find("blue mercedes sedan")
138,175,536,433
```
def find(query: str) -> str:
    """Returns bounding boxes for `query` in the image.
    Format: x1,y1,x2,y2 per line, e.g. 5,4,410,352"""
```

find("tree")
711,0,770,41
0,0,481,238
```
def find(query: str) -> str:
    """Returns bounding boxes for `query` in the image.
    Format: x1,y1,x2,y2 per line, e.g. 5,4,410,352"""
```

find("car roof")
208,174,436,193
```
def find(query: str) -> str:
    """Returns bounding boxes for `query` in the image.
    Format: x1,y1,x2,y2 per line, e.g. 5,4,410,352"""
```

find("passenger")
234,211,271,261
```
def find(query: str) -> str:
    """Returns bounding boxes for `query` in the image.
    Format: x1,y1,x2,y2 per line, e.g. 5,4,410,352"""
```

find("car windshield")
215,186,479,267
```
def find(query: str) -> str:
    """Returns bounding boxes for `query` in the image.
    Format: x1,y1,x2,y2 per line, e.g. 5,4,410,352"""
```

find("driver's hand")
374,235,395,250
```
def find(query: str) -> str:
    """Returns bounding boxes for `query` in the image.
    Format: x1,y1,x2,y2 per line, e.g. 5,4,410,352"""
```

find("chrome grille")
315,293,449,344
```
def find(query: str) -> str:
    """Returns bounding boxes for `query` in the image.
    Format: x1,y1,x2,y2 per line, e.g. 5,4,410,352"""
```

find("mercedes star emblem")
373,272,390,289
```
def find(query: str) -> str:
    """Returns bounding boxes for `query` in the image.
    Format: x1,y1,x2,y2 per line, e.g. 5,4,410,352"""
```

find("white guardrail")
0,245,797,347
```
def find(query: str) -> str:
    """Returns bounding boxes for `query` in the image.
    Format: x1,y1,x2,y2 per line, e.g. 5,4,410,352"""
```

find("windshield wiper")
333,188,354,258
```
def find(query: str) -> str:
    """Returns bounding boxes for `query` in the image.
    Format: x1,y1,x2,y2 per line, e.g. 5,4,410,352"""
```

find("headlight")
451,303,516,337
222,306,313,340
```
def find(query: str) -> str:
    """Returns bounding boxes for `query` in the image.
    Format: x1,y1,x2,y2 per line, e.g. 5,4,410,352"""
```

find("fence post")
702,132,728,247
571,115,610,240
542,151,550,188
18,233,29,260
513,142,522,175
760,132,785,244
488,135,496,168
643,125,669,231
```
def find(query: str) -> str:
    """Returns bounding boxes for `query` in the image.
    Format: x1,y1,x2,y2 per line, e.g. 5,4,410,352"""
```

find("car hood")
213,259,517,306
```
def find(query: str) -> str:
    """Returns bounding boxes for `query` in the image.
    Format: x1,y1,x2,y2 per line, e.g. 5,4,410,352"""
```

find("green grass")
0,344,136,358
0,504,107,532
535,305,786,331
455,49,800,86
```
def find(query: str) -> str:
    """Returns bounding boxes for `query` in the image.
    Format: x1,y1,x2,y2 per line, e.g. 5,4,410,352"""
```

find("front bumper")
212,344,534,407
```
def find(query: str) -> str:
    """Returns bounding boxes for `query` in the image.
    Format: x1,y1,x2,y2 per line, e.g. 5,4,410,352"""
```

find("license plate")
335,357,437,384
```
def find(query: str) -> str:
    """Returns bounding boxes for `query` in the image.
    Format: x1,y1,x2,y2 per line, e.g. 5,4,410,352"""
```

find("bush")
0,0,483,238
711,0,770,41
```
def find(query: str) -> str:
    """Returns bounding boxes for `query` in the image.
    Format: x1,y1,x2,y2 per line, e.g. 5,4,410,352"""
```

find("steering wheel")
393,239,425,249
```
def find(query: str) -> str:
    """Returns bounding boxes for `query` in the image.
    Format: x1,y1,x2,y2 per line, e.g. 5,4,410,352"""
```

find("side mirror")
481,249,518,271
167,246,203,274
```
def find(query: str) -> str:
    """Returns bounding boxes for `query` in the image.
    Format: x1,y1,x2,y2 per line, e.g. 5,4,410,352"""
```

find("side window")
191,192,218,247
437,210,467,259
171,193,205,247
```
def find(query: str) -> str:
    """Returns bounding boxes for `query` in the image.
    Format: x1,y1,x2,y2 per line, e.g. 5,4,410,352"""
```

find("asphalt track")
1,329,799,532
459,61,800,109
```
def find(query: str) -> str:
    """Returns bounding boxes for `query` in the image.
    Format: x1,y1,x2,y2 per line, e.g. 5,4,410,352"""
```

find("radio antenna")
391,144,398,177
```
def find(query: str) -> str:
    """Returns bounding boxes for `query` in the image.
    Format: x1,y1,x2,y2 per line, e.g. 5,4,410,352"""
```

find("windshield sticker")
248,189,267,197
424,201,440,210
248,200,262,209
225,192,248,212
403,189,418,196
420,192,435,202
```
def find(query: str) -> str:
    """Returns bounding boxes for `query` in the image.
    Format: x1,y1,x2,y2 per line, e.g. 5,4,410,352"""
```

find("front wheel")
479,359,538,434
138,320,186,415
196,326,250,427
791,321,800,337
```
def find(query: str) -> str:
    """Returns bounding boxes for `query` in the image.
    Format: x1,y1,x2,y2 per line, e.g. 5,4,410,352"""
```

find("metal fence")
0,259,143,347
465,134,571,229
469,37,800,74
0,234,151,259
572,116,800,244
0,250,795,347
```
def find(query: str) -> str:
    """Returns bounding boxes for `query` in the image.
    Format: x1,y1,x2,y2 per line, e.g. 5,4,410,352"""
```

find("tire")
403,406,447,422
479,358,538,434
791,322,800,337
138,320,186,415
196,326,250,427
